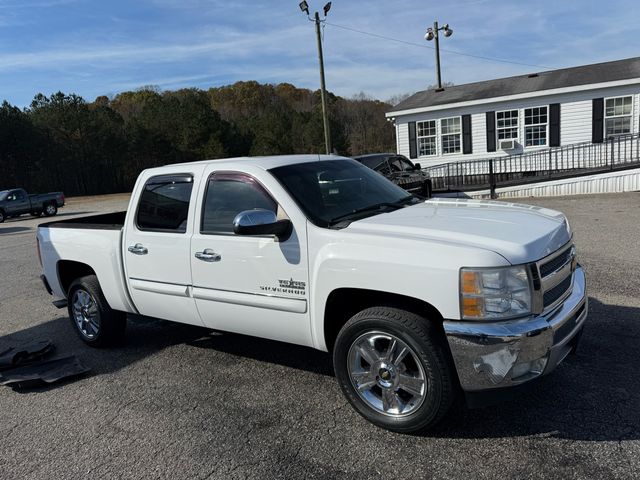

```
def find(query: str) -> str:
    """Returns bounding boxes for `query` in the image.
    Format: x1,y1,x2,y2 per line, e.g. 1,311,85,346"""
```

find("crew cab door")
6,189,30,215
190,168,312,346
123,170,203,326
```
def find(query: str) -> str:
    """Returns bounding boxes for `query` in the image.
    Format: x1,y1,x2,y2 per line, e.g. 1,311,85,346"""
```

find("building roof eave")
386,77,640,118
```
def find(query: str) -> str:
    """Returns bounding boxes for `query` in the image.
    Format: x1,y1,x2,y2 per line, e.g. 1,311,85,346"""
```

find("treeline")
0,82,396,196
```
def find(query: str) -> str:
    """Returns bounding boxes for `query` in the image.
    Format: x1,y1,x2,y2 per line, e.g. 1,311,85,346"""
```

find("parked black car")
353,153,432,198
0,188,65,223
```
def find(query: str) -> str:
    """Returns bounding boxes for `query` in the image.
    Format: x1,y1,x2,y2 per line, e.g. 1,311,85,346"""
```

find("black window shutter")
462,114,472,154
592,98,604,143
408,121,417,159
549,103,560,147
486,111,496,152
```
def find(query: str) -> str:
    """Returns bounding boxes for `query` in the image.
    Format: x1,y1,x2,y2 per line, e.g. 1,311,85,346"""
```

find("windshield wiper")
328,195,417,226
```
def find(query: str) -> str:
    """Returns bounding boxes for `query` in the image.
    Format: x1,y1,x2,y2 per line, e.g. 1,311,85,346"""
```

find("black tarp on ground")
0,339,55,371
0,356,90,388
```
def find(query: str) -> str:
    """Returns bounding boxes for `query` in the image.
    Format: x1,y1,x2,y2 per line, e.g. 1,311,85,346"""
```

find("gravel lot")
1,192,639,479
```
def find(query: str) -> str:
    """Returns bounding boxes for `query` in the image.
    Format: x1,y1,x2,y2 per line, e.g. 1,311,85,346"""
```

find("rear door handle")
195,249,221,262
128,243,148,255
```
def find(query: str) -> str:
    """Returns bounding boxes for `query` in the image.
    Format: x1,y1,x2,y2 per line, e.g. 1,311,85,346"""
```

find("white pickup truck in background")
37,155,587,432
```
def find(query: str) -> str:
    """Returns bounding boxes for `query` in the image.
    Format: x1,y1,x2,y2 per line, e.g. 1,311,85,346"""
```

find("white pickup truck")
37,155,587,432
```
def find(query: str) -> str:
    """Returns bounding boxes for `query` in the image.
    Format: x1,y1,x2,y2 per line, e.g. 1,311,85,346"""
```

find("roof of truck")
171,154,344,170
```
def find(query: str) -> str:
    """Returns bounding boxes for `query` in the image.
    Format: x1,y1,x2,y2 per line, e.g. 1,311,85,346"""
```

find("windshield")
388,156,415,172
0,191,7,201
270,159,414,227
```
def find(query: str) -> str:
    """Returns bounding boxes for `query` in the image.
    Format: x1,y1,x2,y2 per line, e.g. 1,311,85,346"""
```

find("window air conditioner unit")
499,139,517,150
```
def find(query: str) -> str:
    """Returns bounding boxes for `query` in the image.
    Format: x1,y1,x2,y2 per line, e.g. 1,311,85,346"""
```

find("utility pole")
299,1,333,155
425,21,453,91
314,11,332,155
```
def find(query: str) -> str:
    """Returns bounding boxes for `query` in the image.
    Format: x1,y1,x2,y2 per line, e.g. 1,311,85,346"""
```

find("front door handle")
128,243,148,255
195,249,221,262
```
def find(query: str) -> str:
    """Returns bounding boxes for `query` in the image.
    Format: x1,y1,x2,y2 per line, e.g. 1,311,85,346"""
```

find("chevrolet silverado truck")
36,155,587,433
0,188,65,223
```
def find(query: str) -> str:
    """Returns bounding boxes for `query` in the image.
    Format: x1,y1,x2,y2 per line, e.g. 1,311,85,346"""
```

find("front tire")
44,203,58,217
0,210,5,223
333,307,456,433
67,275,126,347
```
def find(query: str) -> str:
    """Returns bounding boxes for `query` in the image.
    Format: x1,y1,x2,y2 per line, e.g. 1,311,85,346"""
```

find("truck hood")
347,198,571,264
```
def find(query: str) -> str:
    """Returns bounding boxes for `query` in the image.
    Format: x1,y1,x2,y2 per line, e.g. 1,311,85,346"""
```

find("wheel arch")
323,288,446,353
57,260,97,297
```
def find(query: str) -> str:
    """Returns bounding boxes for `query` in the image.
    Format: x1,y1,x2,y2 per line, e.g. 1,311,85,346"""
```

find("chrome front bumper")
443,266,587,392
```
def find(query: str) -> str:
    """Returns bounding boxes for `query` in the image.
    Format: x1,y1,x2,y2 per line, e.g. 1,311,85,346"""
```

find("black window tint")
201,174,277,234
360,156,384,170
136,175,193,233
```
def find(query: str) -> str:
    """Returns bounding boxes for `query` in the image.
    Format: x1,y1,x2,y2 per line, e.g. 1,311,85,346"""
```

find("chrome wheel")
71,289,100,339
347,331,426,417
45,204,56,215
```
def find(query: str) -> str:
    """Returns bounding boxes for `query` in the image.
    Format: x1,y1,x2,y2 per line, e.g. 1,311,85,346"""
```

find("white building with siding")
386,57,640,167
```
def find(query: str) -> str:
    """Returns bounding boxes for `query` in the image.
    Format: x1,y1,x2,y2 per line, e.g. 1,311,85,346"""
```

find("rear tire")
44,203,58,217
421,179,433,199
67,275,126,347
0,210,5,223
333,306,456,433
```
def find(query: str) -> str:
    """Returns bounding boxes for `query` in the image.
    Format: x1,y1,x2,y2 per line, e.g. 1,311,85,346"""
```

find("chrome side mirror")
232,209,292,241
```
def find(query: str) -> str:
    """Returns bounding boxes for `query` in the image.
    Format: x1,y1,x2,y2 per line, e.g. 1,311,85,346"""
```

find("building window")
524,106,548,146
605,96,632,137
416,120,437,156
496,110,519,140
441,117,461,154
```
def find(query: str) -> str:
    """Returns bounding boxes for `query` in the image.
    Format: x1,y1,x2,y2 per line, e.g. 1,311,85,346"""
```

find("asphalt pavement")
0,192,639,479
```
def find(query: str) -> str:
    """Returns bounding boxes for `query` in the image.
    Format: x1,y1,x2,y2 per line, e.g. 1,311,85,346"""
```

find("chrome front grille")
539,246,573,277
543,275,572,306
536,243,575,312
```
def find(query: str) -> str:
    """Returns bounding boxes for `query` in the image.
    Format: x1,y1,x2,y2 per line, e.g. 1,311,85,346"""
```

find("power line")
324,21,553,70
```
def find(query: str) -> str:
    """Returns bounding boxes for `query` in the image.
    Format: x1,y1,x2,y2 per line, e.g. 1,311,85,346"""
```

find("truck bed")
38,211,126,230
37,210,136,314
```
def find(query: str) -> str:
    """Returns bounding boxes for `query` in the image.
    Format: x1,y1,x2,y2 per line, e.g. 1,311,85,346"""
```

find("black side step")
52,299,68,309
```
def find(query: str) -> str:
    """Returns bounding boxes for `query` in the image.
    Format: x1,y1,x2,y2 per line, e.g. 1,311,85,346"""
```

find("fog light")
511,357,548,380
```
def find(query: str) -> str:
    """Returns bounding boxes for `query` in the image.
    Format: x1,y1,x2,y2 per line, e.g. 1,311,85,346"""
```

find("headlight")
460,265,532,320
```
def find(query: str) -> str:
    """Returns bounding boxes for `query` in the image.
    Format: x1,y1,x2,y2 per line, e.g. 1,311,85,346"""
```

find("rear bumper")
443,266,587,393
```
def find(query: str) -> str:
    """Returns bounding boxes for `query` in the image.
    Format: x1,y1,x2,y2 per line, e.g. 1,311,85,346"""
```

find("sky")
1,0,639,107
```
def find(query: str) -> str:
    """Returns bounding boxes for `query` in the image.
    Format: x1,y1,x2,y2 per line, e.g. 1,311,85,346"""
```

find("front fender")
308,226,509,351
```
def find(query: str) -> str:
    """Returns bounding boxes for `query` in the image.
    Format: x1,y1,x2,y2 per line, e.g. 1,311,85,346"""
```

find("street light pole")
433,21,442,90
425,21,453,91
314,11,332,155
300,1,333,155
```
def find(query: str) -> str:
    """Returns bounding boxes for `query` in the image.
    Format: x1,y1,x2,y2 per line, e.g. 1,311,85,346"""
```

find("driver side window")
201,173,278,235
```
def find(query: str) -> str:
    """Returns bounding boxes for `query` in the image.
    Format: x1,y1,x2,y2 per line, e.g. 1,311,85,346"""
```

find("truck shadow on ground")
1,296,637,441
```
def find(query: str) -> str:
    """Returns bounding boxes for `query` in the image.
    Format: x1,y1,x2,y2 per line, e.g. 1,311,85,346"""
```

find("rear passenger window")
201,173,277,234
136,174,193,233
